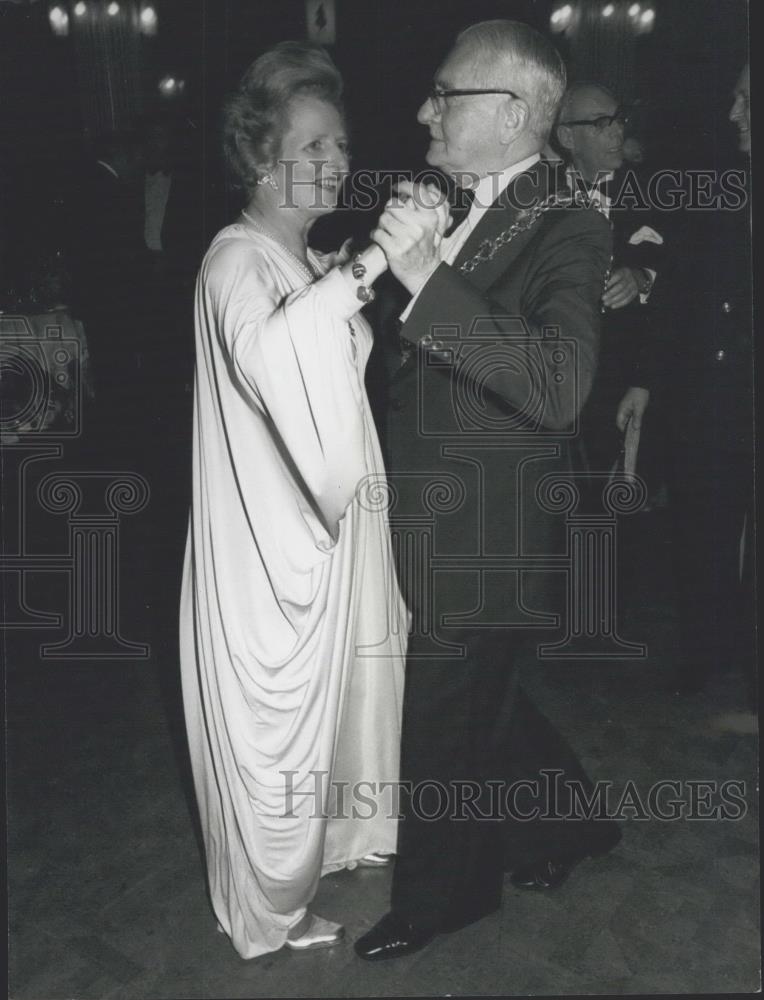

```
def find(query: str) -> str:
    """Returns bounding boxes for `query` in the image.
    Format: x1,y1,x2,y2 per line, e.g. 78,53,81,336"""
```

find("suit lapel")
451,159,555,293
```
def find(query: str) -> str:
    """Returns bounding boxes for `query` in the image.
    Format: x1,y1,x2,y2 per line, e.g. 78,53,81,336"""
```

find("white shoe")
284,914,345,951
357,852,393,867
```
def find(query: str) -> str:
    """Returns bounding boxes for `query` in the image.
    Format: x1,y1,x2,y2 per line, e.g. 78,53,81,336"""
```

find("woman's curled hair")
222,40,344,193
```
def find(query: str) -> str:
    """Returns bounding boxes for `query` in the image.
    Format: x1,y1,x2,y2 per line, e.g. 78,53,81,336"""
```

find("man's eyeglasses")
427,86,519,113
559,110,630,132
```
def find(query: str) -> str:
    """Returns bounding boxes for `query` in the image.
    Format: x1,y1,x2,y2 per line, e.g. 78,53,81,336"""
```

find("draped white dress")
179,223,407,959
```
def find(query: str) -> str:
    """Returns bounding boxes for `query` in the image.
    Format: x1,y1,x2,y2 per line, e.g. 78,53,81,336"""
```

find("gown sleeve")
202,237,367,540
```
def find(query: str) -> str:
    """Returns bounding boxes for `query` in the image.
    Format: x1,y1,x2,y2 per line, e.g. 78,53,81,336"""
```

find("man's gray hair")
456,20,567,142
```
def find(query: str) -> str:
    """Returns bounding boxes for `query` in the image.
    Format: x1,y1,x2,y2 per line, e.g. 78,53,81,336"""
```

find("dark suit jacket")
554,167,669,475
72,162,147,315
664,197,753,462
385,160,613,623
604,168,667,393
70,161,150,395
561,166,667,398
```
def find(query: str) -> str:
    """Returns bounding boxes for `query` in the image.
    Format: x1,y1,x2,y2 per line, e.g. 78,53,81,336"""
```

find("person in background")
142,116,174,270
666,63,754,707
70,130,149,461
555,82,666,488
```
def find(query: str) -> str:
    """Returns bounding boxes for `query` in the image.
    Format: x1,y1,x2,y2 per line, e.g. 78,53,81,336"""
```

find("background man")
555,82,666,484
666,63,754,700
355,20,621,962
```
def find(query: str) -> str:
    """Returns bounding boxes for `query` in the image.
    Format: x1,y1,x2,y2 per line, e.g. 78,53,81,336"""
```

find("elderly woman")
179,42,443,958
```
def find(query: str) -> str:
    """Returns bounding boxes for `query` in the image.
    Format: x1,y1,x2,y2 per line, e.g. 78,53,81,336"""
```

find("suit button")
421,334,433,346
431,340,444,351
715,349,726,361
721,301,733,314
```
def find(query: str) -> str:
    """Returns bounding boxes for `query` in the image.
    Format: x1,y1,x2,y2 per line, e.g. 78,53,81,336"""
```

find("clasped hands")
371,181,452,296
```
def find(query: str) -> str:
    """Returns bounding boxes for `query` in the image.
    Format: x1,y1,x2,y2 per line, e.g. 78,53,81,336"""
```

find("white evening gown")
179,223,407,959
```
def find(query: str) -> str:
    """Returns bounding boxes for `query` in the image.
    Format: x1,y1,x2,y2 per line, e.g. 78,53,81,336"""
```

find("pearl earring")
257,172,278,189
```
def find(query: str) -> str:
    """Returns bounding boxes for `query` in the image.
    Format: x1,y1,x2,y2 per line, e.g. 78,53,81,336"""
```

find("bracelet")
351,253,376,304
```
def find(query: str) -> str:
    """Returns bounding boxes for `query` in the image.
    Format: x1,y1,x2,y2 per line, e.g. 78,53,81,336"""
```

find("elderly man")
556,82,666,482
355,21,620,961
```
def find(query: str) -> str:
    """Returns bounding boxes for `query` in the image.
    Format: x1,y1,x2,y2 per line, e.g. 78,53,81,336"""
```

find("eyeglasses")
559,110,630,132
427,85,519,114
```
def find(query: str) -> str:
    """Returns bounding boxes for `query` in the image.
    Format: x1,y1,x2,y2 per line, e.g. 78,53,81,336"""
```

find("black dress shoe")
354,911,433,961
510,857,576,890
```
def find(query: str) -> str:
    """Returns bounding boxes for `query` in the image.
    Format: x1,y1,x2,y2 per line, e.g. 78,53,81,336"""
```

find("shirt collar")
566,166,615,189
467,153,541,218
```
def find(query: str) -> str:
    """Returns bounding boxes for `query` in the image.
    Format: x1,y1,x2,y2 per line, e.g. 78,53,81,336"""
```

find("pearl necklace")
240,210,320,283
240,209,358,351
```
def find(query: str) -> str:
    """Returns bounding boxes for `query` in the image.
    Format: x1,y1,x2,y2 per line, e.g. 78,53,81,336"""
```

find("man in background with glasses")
356,21,621,962
556,83,666,490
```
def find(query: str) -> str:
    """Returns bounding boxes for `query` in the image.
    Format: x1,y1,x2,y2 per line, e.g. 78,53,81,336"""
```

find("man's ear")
556,124,574,154
499,97,529,144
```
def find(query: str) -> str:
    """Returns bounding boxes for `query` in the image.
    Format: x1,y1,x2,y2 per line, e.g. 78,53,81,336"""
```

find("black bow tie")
445,187,476,237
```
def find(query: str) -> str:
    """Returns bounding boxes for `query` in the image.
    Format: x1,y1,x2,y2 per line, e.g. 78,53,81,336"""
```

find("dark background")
0,0,750,276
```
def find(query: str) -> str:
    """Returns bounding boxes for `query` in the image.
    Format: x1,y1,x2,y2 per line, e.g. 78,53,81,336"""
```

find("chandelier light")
49,4,69,35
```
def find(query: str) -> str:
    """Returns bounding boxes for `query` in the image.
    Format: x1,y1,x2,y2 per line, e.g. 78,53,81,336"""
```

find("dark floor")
6,499,760,998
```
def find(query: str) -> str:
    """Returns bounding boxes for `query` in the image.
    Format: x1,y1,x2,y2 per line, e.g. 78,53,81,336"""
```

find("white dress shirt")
400,153,540,322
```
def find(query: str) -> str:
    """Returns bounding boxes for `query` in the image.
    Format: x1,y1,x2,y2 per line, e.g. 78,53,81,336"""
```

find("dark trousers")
580,385,622,479
669,444,755,695
391,628,621,932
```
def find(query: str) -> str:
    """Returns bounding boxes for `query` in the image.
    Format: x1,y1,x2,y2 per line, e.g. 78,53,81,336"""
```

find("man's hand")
616,386,650,431
325,237,354,270
602,267,642,310
371,181,451,296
